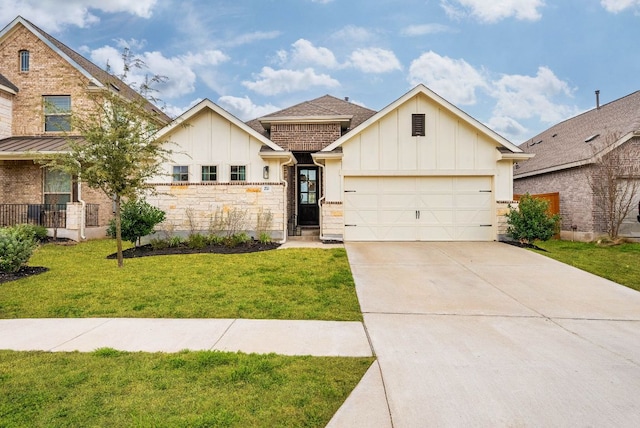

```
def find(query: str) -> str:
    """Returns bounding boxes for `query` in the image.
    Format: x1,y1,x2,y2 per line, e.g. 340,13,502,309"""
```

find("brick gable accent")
270,123,341,151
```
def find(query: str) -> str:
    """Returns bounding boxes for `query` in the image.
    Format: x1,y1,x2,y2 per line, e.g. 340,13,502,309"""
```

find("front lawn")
0,240,362,320
0,349,374,427
532,240,640,292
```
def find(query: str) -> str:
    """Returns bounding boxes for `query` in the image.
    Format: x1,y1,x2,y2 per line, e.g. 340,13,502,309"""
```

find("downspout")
278,154,295,244
312,156,326,241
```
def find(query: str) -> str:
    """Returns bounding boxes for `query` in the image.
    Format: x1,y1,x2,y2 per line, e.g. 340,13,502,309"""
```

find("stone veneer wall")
270,123,341,151
321,201,344,241
496,200,517,241
148,182,286,240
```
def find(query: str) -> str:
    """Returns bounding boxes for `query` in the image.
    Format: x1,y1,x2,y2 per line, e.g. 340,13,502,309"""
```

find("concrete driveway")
339,242,640,427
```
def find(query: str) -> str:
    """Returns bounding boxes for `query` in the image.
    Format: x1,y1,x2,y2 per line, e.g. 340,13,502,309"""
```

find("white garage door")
343,176,494,241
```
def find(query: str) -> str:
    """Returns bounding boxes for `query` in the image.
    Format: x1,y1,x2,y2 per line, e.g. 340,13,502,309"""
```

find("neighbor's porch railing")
0,203,100,228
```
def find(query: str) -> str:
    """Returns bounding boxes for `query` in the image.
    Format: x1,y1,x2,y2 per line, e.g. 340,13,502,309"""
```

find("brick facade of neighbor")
0,160,42,204
147,183,286,241
514,166,598,241
270,123,341,151
0,25,93,137
515,138,640,241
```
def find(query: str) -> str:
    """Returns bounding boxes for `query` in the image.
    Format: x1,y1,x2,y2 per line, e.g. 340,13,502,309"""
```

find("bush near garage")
506,193,561,245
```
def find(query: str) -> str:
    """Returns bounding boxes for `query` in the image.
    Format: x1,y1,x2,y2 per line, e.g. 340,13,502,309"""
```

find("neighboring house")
0,16,170,240
150,84,531,242
513,91,640,241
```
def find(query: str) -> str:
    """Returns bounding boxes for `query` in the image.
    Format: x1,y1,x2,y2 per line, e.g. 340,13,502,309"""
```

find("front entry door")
298,167,319,225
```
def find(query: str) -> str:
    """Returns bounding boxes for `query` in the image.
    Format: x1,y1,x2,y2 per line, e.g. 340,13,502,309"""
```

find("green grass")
532,240,640,292
0,349,374,427
0,240,362,320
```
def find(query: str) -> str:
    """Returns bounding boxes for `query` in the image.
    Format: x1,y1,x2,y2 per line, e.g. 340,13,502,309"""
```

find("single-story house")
514,91,640,241
149,84,532,242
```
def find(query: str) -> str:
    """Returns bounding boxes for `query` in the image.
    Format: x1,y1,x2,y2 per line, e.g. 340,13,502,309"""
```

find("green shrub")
224,232,250,248
107,199,166,246
258,232,272,244
168,236,183,248
187,233,207,249
11,224,48,242
0,227,38,273
149,238,169,250
505,194,561,244
206,234,224,245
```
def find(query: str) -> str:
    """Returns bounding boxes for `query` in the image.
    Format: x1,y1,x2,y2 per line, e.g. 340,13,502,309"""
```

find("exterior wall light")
263,165,269,179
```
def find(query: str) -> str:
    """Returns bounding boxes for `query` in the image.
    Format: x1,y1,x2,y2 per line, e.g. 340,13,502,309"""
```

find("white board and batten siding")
337,92,506,242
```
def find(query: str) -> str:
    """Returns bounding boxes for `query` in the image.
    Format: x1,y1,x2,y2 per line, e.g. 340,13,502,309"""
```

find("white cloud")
242,67,340,96
0,0,157,32
401,24,454,36
348,48,402,73
285,39,340,69
408,51,487,105
89,44,229,100
217,96,279,121
329,25,376,44
441,0,544,23
224,31,281,48
490,66,578,124
600,0,640,12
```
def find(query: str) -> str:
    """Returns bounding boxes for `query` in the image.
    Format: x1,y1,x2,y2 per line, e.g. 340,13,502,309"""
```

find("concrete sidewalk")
0,318,372,356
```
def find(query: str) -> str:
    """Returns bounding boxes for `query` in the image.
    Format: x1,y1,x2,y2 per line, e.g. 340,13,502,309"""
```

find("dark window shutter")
412,114,425,136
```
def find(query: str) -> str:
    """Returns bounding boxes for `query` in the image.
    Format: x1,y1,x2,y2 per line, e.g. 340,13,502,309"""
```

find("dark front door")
298,167,319,225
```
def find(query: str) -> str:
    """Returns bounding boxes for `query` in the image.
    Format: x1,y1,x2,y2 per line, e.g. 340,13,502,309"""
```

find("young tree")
46,54,171,267
586,134,640,239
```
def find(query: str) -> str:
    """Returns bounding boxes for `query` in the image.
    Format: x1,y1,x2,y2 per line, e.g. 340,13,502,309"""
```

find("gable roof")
246,95,377,136
322,84,527,155
154,98,286,152
0,16,171,124
0,72,18,94
514,91,640,178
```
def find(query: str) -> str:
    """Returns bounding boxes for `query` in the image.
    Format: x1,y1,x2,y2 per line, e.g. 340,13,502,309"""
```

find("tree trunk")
115,194,124,268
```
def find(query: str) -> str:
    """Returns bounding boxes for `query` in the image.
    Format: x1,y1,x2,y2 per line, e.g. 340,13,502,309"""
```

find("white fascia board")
0,84,17,95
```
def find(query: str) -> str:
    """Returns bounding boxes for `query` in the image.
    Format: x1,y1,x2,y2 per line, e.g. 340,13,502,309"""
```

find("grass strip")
0,240,362,320
532,240,640,292
0,349,374,427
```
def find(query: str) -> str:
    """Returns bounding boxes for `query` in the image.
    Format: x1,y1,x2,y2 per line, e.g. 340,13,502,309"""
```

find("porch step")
288,227,320,241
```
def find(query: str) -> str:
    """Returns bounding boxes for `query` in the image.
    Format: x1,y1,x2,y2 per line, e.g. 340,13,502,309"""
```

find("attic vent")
584,134,600,143
412,114,426,136
529,140,542,146
109,83,120,92
552,133,558,138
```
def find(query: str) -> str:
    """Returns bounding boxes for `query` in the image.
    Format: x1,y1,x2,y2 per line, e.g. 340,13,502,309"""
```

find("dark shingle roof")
246,95,377,135
0,72,18,92
514,91,640,177
8,17,171,124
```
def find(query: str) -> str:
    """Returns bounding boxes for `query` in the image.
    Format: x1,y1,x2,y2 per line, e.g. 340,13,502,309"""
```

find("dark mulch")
107,241,281,259
0,266,49,284
501,240,547,251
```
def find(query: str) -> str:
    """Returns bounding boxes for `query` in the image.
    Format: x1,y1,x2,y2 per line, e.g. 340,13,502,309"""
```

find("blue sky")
3,0,640,142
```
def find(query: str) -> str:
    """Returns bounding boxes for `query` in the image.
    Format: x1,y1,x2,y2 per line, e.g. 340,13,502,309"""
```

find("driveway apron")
345,242,640,427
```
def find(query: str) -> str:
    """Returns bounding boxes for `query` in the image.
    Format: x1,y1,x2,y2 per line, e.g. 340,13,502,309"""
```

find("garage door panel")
344,176,494,241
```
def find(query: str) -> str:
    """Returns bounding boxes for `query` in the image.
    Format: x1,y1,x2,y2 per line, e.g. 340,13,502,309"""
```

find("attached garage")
315,84,533,243
343,176,494,241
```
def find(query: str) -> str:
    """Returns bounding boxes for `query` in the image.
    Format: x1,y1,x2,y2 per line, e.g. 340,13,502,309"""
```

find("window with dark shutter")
412,114,426,136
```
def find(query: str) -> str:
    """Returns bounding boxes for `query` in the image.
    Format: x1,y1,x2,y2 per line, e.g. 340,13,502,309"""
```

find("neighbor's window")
201,165,217,181
44,95,71,132
412,113,426,137
19,50,29,72
230,165,246,181
44,169,72,205
172,165,189,182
